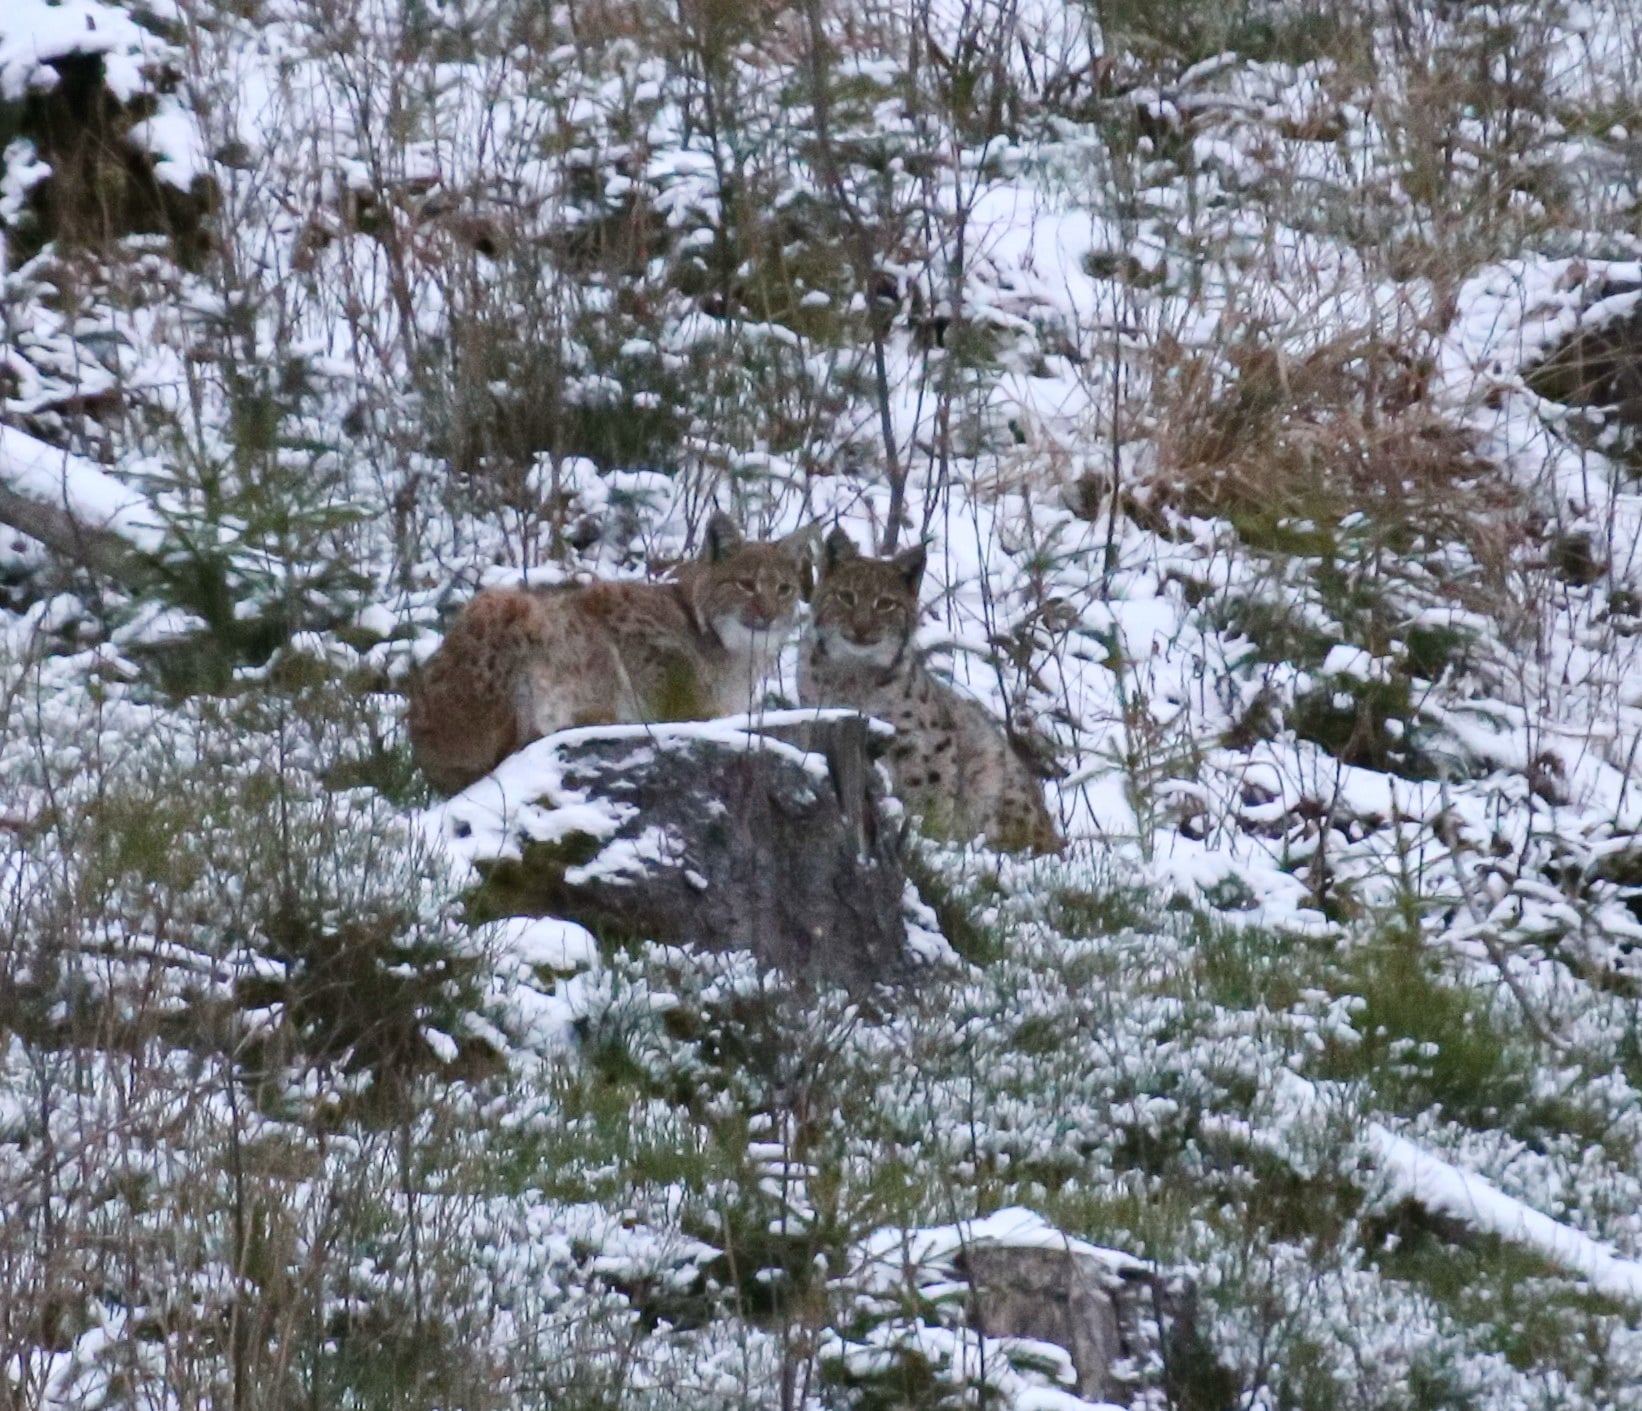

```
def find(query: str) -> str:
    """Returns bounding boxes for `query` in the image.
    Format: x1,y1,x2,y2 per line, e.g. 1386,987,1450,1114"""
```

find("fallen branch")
0,424,164,591
0,476,152,584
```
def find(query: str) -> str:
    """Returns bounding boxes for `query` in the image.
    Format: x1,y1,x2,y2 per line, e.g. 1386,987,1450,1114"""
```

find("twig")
1435,787,1568,1052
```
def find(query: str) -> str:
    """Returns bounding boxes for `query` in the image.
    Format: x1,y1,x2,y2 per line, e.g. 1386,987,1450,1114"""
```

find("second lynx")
799,530,1062,855
410,514,813,794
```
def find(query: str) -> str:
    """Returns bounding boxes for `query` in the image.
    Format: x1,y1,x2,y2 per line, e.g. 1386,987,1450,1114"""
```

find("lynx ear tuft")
823,526,860,574
702,512,744,562
780,521,824,563
894,543,928,592
777,523,825,600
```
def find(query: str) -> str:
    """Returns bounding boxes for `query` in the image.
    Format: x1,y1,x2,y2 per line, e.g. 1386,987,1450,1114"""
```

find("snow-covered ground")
7,0,1642,1406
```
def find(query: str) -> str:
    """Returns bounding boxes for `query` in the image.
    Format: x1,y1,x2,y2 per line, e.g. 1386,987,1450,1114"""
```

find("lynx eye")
875,596,900,612
834,589,857,607
776,581,796,596
736,578,758,592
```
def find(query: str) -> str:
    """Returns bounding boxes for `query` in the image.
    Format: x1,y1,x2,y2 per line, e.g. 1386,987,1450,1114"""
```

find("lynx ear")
823,526,860,574
701,512,744,562
894,543,927,593
779,521,824,563
778,523,825,600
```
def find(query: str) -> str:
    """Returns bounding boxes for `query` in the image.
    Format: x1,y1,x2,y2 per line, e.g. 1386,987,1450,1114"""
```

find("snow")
0,424,165,551
7,0,1642,1405
1374,1119,1642,1306
1266,1070,1642,1307
853,1206,1148,1284
425,736,634,877
0,0,158,103
485,916,600,973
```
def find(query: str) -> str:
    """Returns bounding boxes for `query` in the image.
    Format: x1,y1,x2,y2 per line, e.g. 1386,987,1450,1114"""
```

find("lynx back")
409,514,814,794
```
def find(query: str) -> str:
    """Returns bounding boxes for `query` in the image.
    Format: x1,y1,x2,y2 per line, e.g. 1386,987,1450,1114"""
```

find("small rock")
959,1239,1207,1406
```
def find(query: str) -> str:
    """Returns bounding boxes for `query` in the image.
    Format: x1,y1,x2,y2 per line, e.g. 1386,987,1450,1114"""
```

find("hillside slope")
5,0,1642,1406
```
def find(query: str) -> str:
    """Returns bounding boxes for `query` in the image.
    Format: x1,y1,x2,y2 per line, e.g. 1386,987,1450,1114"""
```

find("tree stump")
958,1243,1210,1406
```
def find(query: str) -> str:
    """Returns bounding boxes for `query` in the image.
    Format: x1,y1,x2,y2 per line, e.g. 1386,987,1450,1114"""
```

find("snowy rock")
842,1208,1220,1409
960,1241,1196,1407
1519,271,1642,428
0,44,211,264
442,710,918,988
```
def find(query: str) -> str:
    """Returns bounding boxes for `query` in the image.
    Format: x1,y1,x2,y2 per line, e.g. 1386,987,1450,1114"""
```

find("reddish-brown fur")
409,516,815,794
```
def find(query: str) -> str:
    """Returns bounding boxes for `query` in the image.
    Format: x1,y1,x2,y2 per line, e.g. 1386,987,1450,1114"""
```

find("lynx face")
681,514,813,658
808,531,925,671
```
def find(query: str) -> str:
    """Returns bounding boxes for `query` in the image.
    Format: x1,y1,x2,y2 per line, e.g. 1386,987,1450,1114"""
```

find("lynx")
409,514,815,794
798,529,1062,855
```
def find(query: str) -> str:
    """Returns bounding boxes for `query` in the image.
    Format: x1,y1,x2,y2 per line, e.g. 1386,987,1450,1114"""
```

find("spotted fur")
798,529,1062,854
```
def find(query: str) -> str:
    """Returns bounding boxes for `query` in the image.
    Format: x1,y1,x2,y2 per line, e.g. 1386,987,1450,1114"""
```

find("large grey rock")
433,710,929,988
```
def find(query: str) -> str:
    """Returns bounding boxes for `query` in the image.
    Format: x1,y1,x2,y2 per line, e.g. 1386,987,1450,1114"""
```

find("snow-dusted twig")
1434,785,1568,1053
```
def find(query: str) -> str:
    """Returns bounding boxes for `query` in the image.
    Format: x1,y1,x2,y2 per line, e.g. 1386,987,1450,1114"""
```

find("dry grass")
1144,327,1532,606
